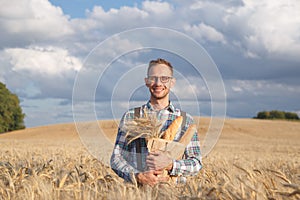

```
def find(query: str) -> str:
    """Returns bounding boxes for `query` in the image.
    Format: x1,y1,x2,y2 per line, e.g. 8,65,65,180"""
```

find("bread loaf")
162,116,183,141
178,124,196,146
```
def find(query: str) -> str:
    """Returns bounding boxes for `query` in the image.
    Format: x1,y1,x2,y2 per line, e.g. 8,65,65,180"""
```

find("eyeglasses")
147,76,173,83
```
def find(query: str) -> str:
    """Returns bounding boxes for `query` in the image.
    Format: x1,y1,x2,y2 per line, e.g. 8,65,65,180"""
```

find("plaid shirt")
110,101,202,182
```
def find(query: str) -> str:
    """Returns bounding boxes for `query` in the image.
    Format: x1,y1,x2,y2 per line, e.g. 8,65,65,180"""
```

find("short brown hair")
148,58,173,76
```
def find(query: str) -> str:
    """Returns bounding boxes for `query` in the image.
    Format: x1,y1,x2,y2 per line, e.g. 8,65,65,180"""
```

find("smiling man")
110,58,202,186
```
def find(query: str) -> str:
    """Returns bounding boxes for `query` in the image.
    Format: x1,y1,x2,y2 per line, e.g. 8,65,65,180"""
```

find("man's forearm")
169,157,202,176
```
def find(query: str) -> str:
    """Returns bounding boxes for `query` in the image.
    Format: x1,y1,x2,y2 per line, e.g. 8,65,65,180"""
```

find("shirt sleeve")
110,113,139,182
169,115,203,176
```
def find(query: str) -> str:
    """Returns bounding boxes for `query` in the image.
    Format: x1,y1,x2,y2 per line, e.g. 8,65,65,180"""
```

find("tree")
285,112,300,120
254,110,299,120
0,82,25,133
256,111,270,119
269,110,285,119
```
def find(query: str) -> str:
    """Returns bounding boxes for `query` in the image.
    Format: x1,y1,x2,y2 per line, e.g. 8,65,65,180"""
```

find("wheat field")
0,118,299,199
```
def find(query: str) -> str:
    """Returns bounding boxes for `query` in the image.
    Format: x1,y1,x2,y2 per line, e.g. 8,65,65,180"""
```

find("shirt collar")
146,101,175,113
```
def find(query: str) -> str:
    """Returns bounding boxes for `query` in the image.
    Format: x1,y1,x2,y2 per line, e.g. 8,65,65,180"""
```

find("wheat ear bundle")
123,108,164,144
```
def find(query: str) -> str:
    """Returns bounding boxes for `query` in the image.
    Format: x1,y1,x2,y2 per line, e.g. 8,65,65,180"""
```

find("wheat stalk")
123,108,164,144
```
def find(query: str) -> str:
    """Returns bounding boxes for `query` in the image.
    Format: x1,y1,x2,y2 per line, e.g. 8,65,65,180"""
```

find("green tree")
285,112,300,120
256,111,270,119
269,110,285,119
0,82,25,133
254,110,299,120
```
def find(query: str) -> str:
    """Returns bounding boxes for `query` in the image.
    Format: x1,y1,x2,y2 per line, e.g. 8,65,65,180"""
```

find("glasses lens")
148,76,155,82
160,76,169,83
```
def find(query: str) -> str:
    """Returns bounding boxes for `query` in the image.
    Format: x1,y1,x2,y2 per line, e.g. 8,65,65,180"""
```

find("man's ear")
144,77,150,87
170,78,176,88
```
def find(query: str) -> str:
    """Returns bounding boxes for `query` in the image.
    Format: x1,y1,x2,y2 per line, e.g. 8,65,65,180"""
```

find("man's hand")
146,151,173,171
135,170,169,187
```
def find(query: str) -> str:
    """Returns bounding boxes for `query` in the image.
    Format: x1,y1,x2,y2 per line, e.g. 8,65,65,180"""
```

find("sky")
0,0,300,128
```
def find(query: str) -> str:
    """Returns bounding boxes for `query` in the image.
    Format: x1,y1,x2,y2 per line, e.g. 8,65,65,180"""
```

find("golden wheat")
0,118,299,199
0,147,299,200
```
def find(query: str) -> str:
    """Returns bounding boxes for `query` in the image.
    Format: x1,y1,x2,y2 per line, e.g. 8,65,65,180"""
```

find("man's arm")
111,109,144,182
110,127,139,182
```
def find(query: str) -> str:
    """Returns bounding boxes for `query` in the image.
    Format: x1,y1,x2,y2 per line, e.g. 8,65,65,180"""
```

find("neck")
150,98,169,111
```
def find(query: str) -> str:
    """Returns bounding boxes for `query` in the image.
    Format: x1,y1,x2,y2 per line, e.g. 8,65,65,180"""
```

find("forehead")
148,64,172,76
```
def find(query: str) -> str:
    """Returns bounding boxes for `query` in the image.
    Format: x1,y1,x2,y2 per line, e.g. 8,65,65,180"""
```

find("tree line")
254,110,299,120
0,82,25,133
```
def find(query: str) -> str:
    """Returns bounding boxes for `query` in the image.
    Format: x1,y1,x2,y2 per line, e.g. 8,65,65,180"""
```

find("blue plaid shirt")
110,101,202,182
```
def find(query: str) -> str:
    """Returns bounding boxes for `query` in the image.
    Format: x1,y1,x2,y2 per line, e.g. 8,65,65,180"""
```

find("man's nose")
154,77,162,84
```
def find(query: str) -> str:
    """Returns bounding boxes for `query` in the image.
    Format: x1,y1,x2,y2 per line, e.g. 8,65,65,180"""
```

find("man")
110,58,202,186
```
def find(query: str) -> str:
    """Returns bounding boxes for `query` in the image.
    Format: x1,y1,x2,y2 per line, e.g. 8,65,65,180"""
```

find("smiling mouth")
153,87,164,92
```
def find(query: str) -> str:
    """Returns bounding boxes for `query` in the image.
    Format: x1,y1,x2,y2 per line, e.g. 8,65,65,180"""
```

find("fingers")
146,158,162,170
136,170,170,187
146,162,157,171
146,151,173,171
136,171,159,186
146,153,159,170
148,151,161,156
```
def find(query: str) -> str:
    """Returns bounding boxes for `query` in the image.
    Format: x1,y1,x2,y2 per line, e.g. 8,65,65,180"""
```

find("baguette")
178,124,196,146
162,116,183,141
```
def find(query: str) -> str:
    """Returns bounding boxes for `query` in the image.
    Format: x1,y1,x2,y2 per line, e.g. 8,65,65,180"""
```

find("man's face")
145,64,175,100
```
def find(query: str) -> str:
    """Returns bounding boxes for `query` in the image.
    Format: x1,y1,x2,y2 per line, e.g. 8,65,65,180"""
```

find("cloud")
221,79,300,118
5,46,81,75
71,1,176,38
22,98,74,127
142,1,173,16
226,79,300,114
184,23,226,44
172,76,210,101
68,0,300,63
224,0,300,60
0,0,73,48
181,0,300,61
1,46,81,101
75,5,148,34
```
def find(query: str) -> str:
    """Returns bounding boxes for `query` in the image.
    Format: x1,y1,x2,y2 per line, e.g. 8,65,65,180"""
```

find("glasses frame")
146,76,173,83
